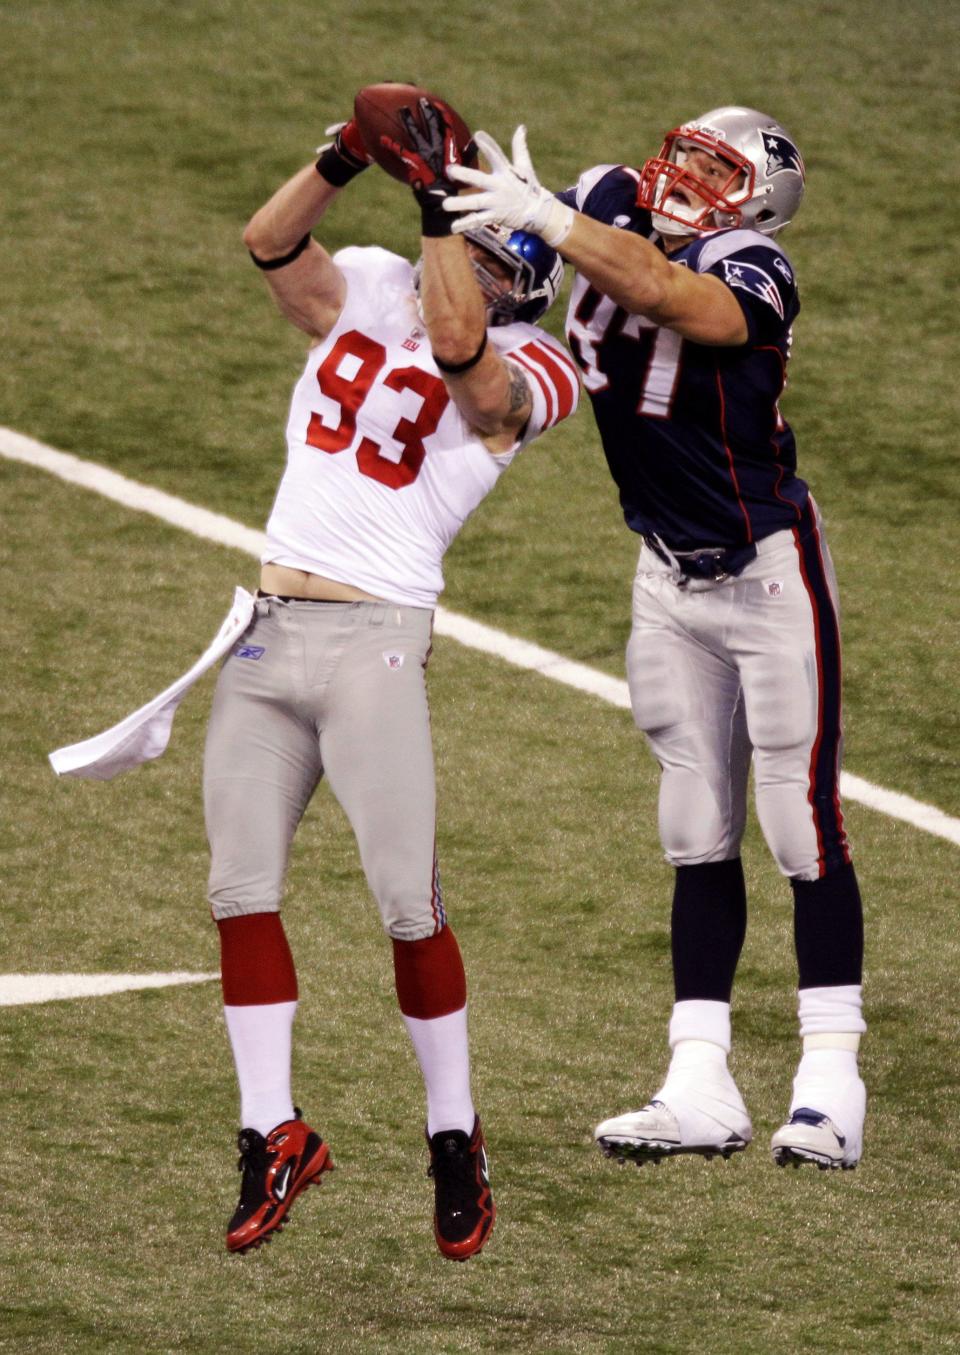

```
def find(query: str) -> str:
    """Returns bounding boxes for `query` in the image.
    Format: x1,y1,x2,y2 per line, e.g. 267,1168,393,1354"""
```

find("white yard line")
0,972,218,1006
4,424,959,848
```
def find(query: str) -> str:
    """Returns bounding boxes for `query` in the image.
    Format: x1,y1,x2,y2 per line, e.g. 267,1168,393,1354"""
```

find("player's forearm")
243,164,342,260
419,236,487,365
559,213,673,316
560,212,748,345
419,239,527,440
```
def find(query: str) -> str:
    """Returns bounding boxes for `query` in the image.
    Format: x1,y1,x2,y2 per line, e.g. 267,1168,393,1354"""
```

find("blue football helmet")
464,224,564,325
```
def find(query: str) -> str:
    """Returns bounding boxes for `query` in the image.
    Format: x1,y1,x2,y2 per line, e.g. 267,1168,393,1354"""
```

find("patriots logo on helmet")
761,132,804,178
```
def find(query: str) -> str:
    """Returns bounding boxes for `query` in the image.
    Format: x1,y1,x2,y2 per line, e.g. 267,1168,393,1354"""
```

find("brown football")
353,82,475,183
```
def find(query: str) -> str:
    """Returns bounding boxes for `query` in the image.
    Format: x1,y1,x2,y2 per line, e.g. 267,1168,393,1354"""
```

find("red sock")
392,927,467,1019
217,913,298,1006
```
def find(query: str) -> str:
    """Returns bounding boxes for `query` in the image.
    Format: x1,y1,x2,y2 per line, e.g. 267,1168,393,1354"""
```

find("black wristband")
315,145,368,187
415,179,456,238
434,332,488,374
249,232,312,271
420,205,456,238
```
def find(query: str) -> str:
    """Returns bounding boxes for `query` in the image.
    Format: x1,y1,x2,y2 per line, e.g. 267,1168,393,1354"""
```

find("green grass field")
2,2,959,1351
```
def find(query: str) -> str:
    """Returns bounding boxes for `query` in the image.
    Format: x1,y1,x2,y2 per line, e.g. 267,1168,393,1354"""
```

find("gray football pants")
204,595,444,940
626,511,850,882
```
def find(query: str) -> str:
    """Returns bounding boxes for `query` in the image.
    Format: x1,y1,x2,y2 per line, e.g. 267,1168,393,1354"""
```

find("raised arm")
551,212,747,345
242,121,372,340
446,128,747,347
385,98,533,451
419,234,532,451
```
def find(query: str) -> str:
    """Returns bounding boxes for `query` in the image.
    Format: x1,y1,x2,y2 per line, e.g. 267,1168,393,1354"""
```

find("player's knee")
207,845,285,918
205,780,294,919
755,782,823,879
385,915,444,942
763,825,820,880
658,769,742,865
375,885,445,941
209,894,283,922
767,818,851,881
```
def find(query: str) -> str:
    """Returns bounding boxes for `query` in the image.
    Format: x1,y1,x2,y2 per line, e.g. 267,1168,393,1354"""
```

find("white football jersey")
263,246,580,608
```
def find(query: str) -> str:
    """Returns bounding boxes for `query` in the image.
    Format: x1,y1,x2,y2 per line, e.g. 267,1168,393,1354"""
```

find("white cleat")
772,1061,866,1170
595,1069,752,1166
771,1107,861,1171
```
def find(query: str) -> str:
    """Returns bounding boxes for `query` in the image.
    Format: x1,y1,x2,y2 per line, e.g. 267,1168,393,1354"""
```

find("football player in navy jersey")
446,108,867,1172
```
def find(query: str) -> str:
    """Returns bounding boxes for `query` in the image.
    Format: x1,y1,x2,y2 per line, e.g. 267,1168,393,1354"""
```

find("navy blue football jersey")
558,166,808,551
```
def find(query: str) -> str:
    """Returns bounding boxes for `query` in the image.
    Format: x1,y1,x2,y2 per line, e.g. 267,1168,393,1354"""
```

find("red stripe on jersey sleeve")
512,350,556,428
527,340,579,422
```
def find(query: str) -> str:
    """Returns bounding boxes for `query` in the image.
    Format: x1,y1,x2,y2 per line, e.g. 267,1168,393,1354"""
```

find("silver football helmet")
637,106,805,238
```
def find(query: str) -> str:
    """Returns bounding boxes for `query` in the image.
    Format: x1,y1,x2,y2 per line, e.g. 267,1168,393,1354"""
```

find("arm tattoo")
505,361,530,415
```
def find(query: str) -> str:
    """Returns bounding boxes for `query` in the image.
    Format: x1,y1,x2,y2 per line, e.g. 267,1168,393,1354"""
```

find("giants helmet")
464,224,564,325
637,106,805,239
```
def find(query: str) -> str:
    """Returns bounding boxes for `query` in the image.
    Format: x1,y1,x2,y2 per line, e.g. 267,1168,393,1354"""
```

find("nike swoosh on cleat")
274,1161,293,1202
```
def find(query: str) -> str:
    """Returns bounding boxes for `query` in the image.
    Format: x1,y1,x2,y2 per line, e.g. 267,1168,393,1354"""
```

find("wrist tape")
434,332,487,374
315,144,368,187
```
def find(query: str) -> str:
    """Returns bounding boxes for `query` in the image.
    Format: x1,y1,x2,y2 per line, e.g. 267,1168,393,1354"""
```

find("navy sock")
791,861,864,988
671,858,747,1002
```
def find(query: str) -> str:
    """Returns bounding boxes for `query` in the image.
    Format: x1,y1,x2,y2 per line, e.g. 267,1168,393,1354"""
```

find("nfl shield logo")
764,579,784,598
383,652,405,669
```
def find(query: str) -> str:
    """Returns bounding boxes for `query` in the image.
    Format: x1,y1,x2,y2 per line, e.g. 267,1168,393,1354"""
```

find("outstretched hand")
382,97,469,235
382,99,457,186
444,127,574,246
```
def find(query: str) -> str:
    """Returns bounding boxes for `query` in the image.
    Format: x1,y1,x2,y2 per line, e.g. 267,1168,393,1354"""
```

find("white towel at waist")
49,586,256,780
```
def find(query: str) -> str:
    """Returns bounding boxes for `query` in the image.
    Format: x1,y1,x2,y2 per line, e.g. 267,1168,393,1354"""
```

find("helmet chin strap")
652,201,716,238
652,211,699,238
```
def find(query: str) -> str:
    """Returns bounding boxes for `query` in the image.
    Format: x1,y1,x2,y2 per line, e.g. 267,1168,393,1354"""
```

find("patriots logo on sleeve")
721,258,785,319
761,132,804,177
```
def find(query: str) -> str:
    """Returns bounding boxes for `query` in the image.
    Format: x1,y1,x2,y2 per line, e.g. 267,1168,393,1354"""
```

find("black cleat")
227,1109,333,1253
427,1116,495,1261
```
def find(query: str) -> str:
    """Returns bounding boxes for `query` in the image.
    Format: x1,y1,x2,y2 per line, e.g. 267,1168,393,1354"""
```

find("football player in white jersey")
209,100,579,1260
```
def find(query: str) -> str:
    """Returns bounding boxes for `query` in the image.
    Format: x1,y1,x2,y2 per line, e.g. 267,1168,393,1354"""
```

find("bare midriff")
259,564,383,602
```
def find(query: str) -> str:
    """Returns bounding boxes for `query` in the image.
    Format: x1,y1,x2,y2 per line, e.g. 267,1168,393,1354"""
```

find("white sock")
224,1001,297,1135
402,1006,475,1137
797,984,866,1038
668,999,732,1054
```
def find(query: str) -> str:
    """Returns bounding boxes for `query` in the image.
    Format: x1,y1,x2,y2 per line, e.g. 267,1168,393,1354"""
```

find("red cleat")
427,1116,494,1261
226,1110,333,1254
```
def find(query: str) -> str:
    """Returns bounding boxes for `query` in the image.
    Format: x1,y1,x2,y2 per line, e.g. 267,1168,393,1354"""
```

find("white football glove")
445,126,574,246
